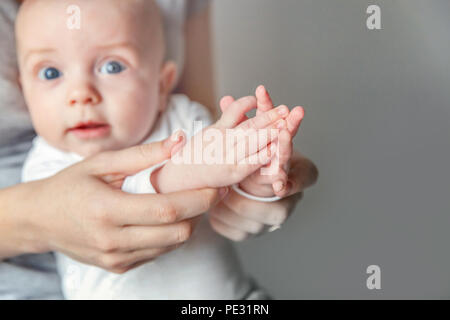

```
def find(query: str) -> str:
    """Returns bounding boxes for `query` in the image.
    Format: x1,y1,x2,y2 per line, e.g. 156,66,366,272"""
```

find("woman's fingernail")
171,130,184,143
268,225,281,232
165,130,186,155
273,181,285,193
285,181,293,194
219,187,229,199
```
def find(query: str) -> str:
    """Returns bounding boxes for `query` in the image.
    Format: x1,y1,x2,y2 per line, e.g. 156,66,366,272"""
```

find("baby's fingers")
216,96,256,129
239,142,278,171
251,168,288,186
234,123,282,162
256,85,275,116
286,106,305,136
219,95,235,113
238,105,289,131
277,129,293,167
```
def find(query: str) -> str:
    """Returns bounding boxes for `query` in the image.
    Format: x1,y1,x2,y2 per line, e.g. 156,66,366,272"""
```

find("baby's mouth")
68,121,111,139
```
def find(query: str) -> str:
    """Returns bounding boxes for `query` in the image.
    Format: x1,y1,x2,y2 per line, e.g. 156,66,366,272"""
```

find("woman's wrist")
0,181,50,259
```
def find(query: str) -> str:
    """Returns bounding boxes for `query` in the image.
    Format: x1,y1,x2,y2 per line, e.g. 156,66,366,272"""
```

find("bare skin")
0,135,228,273
178,5,318,240
0,0,318,276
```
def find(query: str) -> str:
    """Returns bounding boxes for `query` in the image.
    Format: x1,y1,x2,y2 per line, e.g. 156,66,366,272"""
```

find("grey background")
212,0,450,299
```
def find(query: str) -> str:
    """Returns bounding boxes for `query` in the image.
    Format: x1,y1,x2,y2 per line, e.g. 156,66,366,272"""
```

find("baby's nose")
67,84,102,107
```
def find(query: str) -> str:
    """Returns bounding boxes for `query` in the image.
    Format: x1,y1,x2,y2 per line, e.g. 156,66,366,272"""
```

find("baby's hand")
221,86,304,198
151,96,291,194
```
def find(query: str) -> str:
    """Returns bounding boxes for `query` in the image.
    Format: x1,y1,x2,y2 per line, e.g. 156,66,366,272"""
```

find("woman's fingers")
100,241,190,273
210,202,264,235
109,187,227,226
88,131,185,177
209,214,248,242
99,245,181,274
114,219,198,251
222,189,289,226
285,154,319,197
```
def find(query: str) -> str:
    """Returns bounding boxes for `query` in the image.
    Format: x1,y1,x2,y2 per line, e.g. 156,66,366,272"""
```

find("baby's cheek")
27,95,64,143
112,102,159,147
106,80,160,147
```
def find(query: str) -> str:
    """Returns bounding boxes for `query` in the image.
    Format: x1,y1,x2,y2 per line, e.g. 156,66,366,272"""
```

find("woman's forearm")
176,4,218,120
0,181,47,260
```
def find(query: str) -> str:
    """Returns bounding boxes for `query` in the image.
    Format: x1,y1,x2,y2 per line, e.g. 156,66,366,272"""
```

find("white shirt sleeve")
121,161,168,194
21,137,83,183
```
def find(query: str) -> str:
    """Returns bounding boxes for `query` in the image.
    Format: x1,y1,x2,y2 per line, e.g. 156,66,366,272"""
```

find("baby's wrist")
150,161,204,194
232,184,282,203
150,163,172,194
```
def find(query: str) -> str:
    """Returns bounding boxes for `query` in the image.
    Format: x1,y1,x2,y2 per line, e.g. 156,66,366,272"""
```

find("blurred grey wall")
212,0,450,299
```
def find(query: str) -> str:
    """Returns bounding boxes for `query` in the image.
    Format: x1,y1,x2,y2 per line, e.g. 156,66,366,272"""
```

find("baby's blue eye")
38,67,62,80
100,61,126,74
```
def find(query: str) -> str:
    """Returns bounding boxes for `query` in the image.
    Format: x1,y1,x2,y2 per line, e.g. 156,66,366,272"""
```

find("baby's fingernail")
277,105,289,116
276,119,286,129
273,181,285,193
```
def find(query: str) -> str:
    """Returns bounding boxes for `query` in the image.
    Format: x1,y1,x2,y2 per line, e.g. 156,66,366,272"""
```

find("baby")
16,0,303,299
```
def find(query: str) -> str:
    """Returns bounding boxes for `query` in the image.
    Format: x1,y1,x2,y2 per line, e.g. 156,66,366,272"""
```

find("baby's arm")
150,97,290,194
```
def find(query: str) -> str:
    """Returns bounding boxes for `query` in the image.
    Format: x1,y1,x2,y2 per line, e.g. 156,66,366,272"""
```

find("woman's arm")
176,3,218,120
0,181,42,259
0,136,227,273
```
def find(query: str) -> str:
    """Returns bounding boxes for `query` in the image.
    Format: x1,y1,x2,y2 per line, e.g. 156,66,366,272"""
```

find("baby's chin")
64,139,129,158
71,143,109,158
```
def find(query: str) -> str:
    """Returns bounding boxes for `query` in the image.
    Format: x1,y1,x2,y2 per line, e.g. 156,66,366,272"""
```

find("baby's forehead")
17,0,165,56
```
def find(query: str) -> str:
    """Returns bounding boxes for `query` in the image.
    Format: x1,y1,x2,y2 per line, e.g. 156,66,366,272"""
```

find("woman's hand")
1,135,227,273
209,149,318,241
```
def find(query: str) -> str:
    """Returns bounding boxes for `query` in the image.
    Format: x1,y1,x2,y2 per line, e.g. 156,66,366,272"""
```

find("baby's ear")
158,61,177,112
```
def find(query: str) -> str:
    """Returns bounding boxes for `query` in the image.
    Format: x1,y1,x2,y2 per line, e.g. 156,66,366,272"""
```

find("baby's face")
16,0,175,157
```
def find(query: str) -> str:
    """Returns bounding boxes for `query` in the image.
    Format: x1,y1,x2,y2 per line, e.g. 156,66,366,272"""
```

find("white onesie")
22,94,263,300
